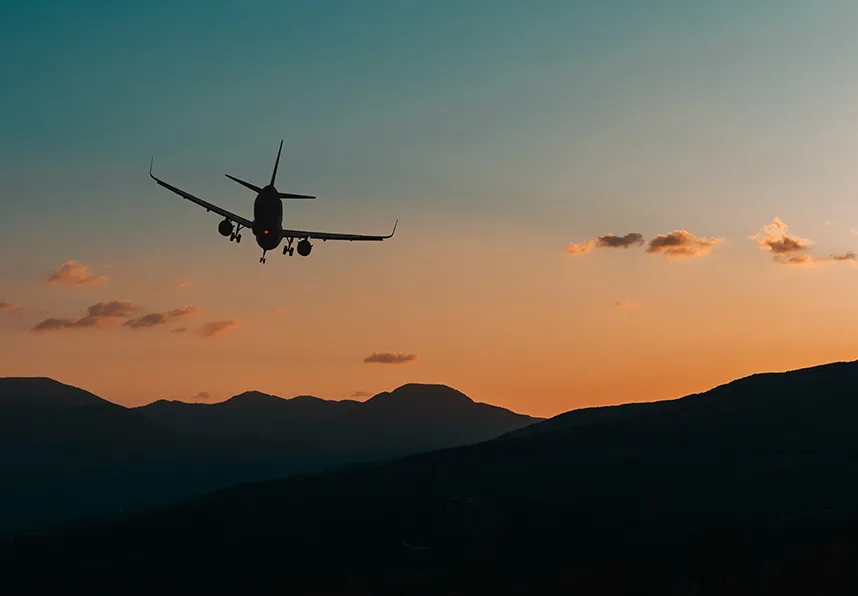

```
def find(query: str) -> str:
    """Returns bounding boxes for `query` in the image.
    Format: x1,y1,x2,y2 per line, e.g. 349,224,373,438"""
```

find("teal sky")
5,1,858,243
4,1,858,414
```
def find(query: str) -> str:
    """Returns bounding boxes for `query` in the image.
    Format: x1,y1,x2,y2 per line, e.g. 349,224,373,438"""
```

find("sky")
4,1,858,417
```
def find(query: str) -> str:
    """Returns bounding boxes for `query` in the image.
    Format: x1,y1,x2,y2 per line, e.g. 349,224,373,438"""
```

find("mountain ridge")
4,358,856,593
0,377,541,536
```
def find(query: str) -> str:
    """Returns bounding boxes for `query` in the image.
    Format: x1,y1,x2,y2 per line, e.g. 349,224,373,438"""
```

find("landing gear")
259,249,267,264
282,237,295,256
229,224,244,243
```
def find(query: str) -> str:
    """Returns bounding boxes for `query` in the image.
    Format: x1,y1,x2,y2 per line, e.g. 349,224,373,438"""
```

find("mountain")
5,360,858,595
0,378,539,536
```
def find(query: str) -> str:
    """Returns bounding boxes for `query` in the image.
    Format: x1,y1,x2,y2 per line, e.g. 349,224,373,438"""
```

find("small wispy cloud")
749,217,812,256
363,352,418,364
31,300,138,332
350,390,374,398
192,391,212,401
0,300,21,314
46,261,109,286
564,232,644,256
176,279,193,290
124,305,205,329
199,320,239,339
646,230,723,259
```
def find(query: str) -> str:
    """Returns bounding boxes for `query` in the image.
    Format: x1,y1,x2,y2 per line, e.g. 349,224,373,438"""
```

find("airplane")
148,140,398,263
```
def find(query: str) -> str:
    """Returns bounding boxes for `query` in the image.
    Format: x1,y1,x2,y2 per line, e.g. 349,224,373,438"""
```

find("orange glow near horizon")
4,222,858,419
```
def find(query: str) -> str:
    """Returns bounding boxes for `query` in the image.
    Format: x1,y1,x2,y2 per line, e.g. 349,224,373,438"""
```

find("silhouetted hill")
135,382,538,462
5,360,858,594
0,378,539,536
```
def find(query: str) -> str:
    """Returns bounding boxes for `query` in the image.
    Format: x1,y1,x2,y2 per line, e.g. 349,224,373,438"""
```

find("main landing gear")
282,237,295,256
230,224,244,244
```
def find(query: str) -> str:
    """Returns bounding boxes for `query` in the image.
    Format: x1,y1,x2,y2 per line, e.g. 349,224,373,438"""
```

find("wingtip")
148,157,154,178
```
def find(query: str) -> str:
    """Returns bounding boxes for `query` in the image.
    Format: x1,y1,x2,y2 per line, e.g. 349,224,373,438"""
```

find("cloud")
199,320,239,339
0,301,21,314
124,305,205,329
780,251,858,267
596,233,645,249
46,261,109,286
192,391,212,401
646,230,723,259
31,300,137,332
176,279,193,290
564,232,644,256
750,218,855,266
170,327,187,333
564,240,594,256
363,352,418,364
612,300,637,309
267,307,287,315
350,390,374,398
749,217,812,256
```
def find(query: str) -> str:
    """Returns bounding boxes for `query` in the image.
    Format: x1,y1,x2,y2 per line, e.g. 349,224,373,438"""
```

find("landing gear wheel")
259,256,266,264
236,234,241,243
283,245,289,255
229,234,235,242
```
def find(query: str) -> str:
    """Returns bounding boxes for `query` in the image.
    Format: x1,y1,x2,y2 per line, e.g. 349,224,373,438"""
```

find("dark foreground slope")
4,359,858,594
0,379,539,535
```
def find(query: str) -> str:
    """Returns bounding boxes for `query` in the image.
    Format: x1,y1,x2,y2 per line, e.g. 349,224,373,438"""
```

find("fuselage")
252,185,283,250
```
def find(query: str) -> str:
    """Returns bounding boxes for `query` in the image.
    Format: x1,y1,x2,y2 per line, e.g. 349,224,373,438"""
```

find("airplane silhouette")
149,140,398,263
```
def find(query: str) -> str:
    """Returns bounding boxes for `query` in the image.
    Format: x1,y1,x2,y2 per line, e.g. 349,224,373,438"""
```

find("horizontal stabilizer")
279,192,316,200
225,174,262,194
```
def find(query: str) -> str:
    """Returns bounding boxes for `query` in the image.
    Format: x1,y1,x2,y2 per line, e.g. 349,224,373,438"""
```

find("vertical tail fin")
270,139,283,186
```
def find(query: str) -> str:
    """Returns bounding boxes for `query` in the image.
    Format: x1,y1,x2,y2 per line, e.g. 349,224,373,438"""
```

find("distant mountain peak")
0,376,110,408
223,391,285,406
365,383,474,408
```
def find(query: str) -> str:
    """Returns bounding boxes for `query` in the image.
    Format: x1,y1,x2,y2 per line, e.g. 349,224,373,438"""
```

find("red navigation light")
263,229,269,235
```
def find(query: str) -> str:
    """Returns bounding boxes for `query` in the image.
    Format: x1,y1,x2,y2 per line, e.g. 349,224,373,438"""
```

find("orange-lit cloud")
267,307,287,315
750,218,855,266
350,390,373,398
176,279,193,290
124,305,206,329
0,301,21,314
364,352,418,364
596,233,645,249
192,391,212,400
199,320,239,339
31,300,138,332
171,327,187,333
779,251,858,267
646,230,723,259
46,260,109,286
612,300,637,309
564,232,644,256
749,217,812,256
564,240,594,255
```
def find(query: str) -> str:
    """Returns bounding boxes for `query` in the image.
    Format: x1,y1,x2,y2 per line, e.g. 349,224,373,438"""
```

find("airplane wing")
149,158,253,229
282,220,398,242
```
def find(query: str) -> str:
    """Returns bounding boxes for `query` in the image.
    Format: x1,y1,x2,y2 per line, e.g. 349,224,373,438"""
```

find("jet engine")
297,239,313,257
218,219,233,237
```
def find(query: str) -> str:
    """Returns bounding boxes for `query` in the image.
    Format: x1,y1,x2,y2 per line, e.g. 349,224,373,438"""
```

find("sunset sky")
4,1,858,417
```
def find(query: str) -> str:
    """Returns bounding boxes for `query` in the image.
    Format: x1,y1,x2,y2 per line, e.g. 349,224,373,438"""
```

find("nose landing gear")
259,250,267,264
